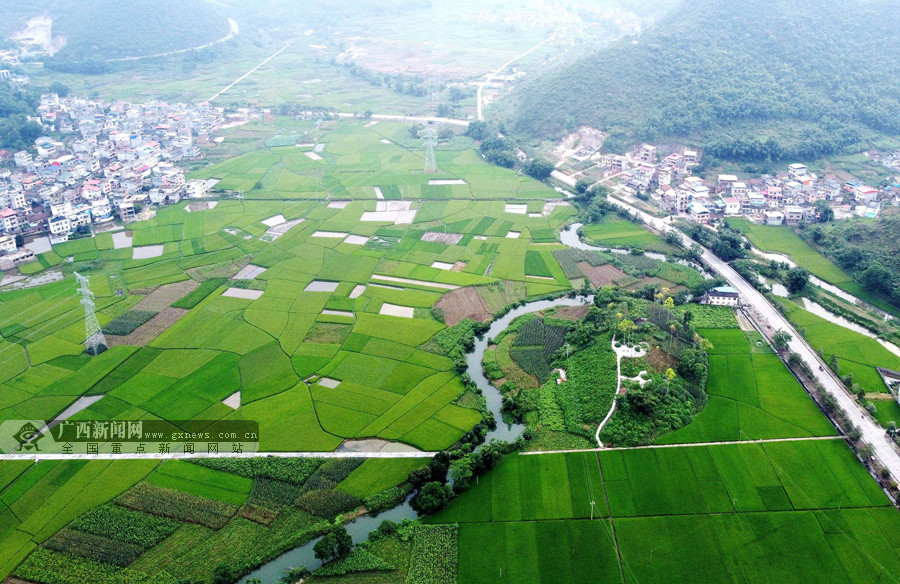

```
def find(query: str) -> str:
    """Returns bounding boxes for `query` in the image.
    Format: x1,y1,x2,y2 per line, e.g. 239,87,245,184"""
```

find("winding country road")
476,27,561,121
606,194,900,481
108,17,240,63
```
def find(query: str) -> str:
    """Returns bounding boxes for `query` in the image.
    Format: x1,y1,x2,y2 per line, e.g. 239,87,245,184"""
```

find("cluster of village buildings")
598,144,900,226
0,93,232,270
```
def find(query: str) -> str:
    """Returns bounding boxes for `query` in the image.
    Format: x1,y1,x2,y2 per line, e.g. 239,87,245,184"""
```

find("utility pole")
74,272,107,356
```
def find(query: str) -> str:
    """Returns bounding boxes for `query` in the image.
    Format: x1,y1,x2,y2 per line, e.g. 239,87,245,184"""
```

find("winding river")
240,220,725,581
239,293,595,582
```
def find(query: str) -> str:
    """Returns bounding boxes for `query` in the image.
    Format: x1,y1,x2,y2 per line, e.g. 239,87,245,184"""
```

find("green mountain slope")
511,0,900,160
0,0,229,61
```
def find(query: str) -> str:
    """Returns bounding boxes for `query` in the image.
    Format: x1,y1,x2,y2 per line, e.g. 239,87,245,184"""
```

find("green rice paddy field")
4,120,900,584
726,218,896,314
428,443,900,584
0,121,586,457
776,298,900,397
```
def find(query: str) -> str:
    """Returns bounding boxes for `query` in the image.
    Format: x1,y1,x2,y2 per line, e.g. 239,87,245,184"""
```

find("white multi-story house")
0,208,19,232
48,215,71,236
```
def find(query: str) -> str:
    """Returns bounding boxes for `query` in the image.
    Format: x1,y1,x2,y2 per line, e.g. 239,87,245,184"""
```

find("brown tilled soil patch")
435,286,492,326
133,280,199,311
451,261,467,272
106,307,189,347
549,305,590,321
576,262,628,287
646,345,678,373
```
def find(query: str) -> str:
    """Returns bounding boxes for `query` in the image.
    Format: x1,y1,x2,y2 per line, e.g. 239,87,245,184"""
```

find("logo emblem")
12,422,43,451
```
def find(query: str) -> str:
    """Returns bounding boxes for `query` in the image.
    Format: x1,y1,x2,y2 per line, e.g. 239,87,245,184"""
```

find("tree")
48,81,71,97
861,262,893,296
14,234,25,248
785,267,810,294
813,200,834,222
523,158,554,180
773,330,792,351
664,296,675,310
465,120,490,141
212,565,238,584
575,179,592,194
449,456,474,491
314,525,353,563
448,87,466,103
411,481,452,515
617,319,635,341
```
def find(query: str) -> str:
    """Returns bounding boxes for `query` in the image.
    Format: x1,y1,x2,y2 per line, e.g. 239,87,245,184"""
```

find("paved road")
109,17,240,63
204,41,291,104
337,112,470,128
0,450,436,461
606,194,900,481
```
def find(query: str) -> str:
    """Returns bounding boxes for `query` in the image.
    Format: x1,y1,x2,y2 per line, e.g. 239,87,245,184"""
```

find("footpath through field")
606,194,900,482
523,434,846,456
204,40,291,103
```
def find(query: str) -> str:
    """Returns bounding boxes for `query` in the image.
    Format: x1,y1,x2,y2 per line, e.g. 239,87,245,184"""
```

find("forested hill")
511,0,900,161
0,0,229,62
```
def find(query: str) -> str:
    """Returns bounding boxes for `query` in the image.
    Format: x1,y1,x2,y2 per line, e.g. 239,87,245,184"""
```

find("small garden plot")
380,303,415,318
434,286,492,325
349,284,366,298
343,234,369,245
422,231,463,245
132,245,164,260
232,264,267,280
505,203,528,214
327,200,351,209
305,151,323,161
223,390,241,409
428,179,467,185
318,377,341,388
112,231,133,249
221,288,264,300
322,309,354,317
577,261,628,287
371,274,459,290
115,483,238,529
261,218,305,242
261,214,286,227
102,310,158,336
312,231,349,238
506,231,521,239
431,261,455,270
304,280,340,293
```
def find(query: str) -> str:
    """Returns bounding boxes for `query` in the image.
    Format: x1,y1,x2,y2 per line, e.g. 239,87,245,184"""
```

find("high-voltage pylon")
428,75,441,106
423,124,438,174
74,272,107,355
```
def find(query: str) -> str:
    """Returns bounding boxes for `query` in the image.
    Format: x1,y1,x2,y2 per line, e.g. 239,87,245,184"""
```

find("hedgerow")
70,504,179,548
115,483,238,529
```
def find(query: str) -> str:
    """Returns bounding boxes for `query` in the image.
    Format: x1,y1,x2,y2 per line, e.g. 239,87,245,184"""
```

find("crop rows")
70,504,179,548
115,483,238,529
46,528,145,567
406,524,459,584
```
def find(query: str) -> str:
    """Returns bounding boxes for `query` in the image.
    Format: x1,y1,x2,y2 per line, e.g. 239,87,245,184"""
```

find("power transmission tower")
429,75,441,106
74,272,107,356
423,124,439,174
